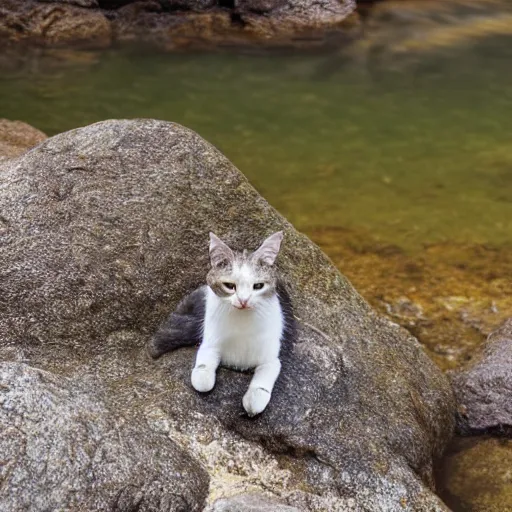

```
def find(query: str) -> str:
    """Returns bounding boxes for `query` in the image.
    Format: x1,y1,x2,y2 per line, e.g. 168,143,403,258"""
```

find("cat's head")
206,232,283,310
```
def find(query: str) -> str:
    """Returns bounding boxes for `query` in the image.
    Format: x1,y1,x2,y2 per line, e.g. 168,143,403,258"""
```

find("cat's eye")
253,283,264,290
223,282,236,291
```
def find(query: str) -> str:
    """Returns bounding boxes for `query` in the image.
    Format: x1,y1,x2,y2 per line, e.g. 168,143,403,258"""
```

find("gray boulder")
0,119,454,510
0,362,208,512
453,318,512,433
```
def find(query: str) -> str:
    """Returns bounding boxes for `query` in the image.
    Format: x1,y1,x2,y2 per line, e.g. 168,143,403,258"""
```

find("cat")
149,231,295,416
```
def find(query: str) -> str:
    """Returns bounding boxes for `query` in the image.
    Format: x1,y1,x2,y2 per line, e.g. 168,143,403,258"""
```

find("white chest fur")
202,287,283,370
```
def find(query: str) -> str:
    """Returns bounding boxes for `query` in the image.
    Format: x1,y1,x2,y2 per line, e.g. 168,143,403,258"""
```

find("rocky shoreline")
0,0,358,50
1,0,511,64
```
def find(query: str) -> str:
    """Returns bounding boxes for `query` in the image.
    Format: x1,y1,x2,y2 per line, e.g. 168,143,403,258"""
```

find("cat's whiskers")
151,231,295,417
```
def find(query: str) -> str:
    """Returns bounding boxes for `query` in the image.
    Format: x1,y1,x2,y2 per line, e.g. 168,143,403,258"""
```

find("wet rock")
437,437,512,511
0,119,454,509
0,362,208,511
452,319,512,434
0,119,47,161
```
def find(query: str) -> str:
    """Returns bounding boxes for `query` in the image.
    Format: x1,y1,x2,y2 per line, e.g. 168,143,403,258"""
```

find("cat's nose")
239,298,249,308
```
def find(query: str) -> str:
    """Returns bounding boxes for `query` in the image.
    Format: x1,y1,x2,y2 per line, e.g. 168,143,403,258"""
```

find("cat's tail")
148,313,202,359
147,286,206,359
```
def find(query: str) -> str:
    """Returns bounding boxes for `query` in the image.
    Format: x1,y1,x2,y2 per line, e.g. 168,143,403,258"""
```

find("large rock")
0,119,455,510
0,362,208,511
453,318,512,434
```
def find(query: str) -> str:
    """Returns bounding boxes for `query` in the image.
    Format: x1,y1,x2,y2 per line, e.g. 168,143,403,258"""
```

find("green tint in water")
1,39,511,251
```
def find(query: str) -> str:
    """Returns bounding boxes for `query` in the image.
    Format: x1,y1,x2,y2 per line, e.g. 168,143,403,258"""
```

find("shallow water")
2,37,512,249
1,27,511,368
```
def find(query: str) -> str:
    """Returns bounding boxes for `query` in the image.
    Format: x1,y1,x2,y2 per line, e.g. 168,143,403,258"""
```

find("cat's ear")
209,232,235,268
252,231,283,266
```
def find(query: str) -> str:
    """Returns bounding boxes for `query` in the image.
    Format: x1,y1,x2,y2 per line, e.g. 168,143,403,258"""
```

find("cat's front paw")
243,387,271,417
191,366,216,392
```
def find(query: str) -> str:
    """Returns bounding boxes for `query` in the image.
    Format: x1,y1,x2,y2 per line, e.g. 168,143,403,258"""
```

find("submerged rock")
452,318,512,434
0,119,454,510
